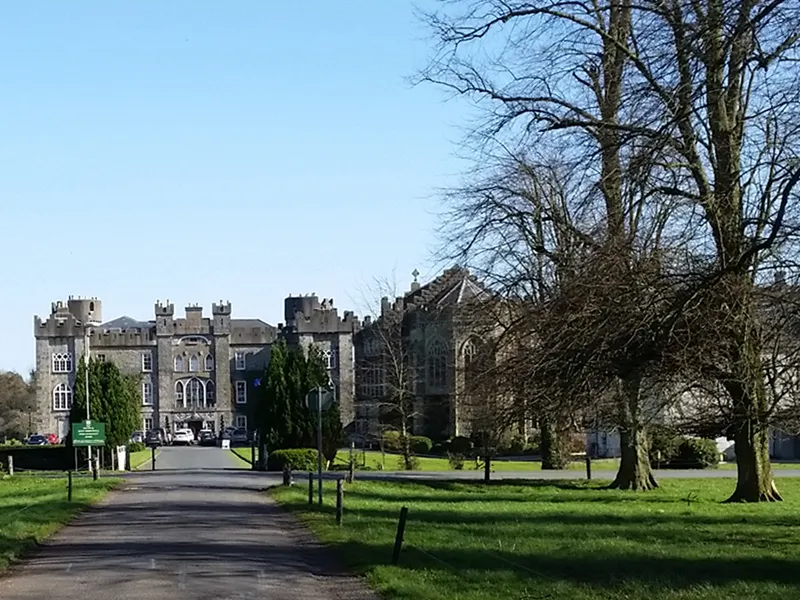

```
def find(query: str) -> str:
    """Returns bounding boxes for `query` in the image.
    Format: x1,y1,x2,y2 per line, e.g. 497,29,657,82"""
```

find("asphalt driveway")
2,447,377,600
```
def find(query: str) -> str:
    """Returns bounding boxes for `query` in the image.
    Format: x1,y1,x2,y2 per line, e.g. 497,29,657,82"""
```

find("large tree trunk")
727,426,781,502
609,427,657,490
540,418,569,469
723,334,781,502
608,375,658,491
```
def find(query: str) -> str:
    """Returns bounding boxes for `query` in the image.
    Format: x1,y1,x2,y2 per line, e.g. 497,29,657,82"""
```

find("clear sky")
0,1,471,375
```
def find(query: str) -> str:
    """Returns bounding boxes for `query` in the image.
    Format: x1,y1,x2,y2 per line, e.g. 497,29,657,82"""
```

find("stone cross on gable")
412,268,420,282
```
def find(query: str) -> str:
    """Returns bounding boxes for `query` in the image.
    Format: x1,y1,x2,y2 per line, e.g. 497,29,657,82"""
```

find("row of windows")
175,354,215,372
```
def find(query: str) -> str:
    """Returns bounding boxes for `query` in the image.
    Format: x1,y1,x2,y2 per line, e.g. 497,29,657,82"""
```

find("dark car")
199,431,216,446
231,428,249,446
26,434,47,446
145,430,162,447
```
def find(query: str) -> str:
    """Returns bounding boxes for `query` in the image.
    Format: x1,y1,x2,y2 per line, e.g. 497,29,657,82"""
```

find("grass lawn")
0,475,119,572
128,448,158,470
229,447,253,468
272,478,800,599
337,450,620,471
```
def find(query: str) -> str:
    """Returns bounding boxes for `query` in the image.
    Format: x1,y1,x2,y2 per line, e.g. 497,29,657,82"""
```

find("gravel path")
2,448,377,600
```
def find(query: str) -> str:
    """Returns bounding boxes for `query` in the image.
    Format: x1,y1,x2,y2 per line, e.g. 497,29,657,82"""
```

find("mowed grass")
0,476,119,571
272,478,800,600
229,447,254,468
129,449,158,470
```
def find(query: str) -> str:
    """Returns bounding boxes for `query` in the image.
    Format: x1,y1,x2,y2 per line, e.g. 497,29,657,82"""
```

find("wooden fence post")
67,471,73,502
336,478,344,526
6,456,13,477
391,506,409,565
585,455,592,481
308,471,313,505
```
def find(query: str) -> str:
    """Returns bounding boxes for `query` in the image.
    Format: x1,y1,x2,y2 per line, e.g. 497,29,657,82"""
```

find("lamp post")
316,384,323,505
84,327,92,468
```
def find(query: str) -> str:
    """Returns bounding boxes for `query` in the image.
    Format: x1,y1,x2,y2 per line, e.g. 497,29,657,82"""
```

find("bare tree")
354,279,424,470
420,0,800,500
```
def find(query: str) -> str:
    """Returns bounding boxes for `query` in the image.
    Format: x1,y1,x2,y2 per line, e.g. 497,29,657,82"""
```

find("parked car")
198,430,216,446
45,433,59,445
26,434,47,446
172,429,195,446
130,431,144,444
145,430,162,447
231,428,249,446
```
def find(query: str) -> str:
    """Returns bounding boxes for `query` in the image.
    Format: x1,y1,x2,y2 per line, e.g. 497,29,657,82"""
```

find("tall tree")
421,0,800,500
0,371,36,440
71,358,140,450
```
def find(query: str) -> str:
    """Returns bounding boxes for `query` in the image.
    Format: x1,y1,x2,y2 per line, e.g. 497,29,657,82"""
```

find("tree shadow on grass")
328,538,800,594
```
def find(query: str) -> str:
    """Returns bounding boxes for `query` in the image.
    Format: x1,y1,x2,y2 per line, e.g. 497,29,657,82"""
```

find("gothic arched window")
427,339,447,387
174,355,184,372
53,383,73,411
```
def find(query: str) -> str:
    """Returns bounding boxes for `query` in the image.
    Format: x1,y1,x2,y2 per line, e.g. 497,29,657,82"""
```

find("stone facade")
33,294,359,440
353,267,499,441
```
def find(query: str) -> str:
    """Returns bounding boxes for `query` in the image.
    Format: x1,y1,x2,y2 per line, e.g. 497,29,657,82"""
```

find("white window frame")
144,417,153,432
234,352,246,371
235,380,247,404
235,415,247,429
142,381,153,405
175,381,184,404
53,383,73,411
187,378,204,407
175,355,184,372
52,352,73,374
205,353,214,371
188,354,199,372
142,351,153,373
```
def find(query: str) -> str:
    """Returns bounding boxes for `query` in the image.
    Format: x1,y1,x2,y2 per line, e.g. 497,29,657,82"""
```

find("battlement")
212,301,232,315
92,328,155,347
36,296,102,337
155,300,175,317
283,294,360,334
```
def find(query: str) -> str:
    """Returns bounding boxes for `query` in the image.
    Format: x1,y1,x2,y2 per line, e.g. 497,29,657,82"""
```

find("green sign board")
72,421,106,446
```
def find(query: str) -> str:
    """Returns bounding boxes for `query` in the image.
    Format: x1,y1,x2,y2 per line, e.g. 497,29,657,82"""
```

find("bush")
396,454,420,470
447,452,465,470
648,425,681,466
128,442,146,453
499,436,527,456
409,435,433,454
670,437,720,469
267,449,319,472
448,436,473,455
381,431,402,451
430,442,448,456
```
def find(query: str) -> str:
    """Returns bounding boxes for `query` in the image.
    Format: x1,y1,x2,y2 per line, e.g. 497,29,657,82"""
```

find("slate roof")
404,267,489,309
100,316,152,330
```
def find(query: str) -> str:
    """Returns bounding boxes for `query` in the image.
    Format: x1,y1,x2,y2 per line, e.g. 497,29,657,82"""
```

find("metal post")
6,456,13,477
151,446,156,471
317,385,323,506
585,455,592,480
391,506,409,565
93,456,99,481
67,471,73,502
308,471,314,505
336,478,344,526
251,444,256,471
85,327,92,467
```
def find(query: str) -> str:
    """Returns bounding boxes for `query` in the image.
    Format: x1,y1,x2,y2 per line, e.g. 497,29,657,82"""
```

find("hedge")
267,449,318,472
128,442,146,453
409,435,433,454
670,437,720,469
0,445,73,471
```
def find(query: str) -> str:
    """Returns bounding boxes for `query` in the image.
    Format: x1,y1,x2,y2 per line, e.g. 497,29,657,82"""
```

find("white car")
172,429,195,446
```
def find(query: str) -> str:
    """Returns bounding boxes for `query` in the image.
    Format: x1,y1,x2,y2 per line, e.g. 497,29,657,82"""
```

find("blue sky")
0,1,472,375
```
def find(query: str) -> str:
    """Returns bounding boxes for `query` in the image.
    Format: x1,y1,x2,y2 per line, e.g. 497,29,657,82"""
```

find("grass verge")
128,449,158,470
229,447,253,468
272,478,800,600
0,475,119,572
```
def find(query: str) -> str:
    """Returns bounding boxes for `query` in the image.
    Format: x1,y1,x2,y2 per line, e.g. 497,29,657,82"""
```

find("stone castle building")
33,295,359,441
353,267,497,441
